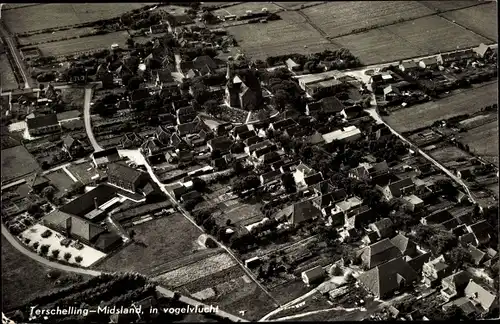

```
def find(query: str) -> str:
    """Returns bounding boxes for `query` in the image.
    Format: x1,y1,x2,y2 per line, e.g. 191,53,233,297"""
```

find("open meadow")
227,11,338,61
17,27,97,46
0,54,18,91
97,213,204,275
2,3,154,34
36,31,130,57
301,1,435,38
384,81,498,133
427,146,471,165
441,1,498,41
457,120,499,167
1,236,90,311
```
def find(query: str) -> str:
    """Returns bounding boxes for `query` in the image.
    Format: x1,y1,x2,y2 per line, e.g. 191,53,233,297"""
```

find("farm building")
26,114,60,136
418,57,439,69
322,126,361,143
301,265,325,286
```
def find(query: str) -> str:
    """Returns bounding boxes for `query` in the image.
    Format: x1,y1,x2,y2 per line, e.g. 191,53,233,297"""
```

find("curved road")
1,224,247,322
83,86,103,151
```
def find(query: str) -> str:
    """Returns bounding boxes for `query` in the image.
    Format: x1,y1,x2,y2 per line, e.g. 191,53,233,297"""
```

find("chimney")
94,197,99,210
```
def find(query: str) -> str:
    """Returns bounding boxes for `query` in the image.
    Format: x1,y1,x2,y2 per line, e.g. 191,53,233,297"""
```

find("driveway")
83,87,103,151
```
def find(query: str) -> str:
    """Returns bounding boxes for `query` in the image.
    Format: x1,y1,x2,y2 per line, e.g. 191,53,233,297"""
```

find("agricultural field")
384,15,490,54
2,3,39,10
301,1,435,38
214,2,281,17
0,54,18,91
457,120,499,167
17,27,97,46
226,11,338,61
441,2,498,41
35,31,130,57
333,28,425,65
1,145,40,184
2,3,155,34
97,213,204,275
419,0,485,12
1,236,90,311
384,81,498,133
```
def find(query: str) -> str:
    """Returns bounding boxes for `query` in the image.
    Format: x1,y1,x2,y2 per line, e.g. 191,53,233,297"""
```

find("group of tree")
231,175,260,194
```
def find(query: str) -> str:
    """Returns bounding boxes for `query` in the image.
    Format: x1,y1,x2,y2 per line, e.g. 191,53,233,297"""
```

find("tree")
282,173,296,194
232,161,246,174
192,177,206,192
39,244,50,256
41,186,56,201
69,181,85,196
52,249,60,258
232,175,260,193
446,246,472,269
75,256,83,263
203,99,221,117
27,203,41,216
126,38,135,49
64,252,72,261
127,76,142,91
428,227,457,255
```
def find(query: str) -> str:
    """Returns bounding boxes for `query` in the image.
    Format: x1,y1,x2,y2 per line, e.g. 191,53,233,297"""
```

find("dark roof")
244,135,263,147
261,151,281,164
62,135,78,148
131,88,149,101
271,118,295,131
157,69,174,83
313,189,347,208
177,121,201,136
407,252,431,272
192,55,217,70
312,180,335,195
442,270,472,292
372,173,399,187
360,238,403,269
60,184,118,217
390,234,417,257
279,199,321,224
371,218,394,238
359,257,418,298
318,96,345,113
95,232,122,251
424,209,453,224
238,129,256,141
386,177,414,197
26,114,58,129
26,172,49,188
208,136,233,152
261,170,281,183
468,245,486,264
107,163,144,183
304,172,323,186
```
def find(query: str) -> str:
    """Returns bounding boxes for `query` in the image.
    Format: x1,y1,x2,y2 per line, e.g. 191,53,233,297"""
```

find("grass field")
334,28,425,65
0,54,18,91
384,81,498,133
227,11,338,61
441,2,498,41
419,1,485,12
17,27,96,46
428,146,471,164
36,31,130,56
1,145,40,184
222,203,264,226
214,2,281,17
457,120,499,167
384,15,490,53
97,213,203,275
1,236,90,311
44,170,75,193
301,1,435,38
60,88,85,107
3,3,154,34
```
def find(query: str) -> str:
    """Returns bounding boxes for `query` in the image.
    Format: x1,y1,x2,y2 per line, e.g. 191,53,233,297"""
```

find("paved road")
83,86,103,151
174,53,184,78
0,22,33,89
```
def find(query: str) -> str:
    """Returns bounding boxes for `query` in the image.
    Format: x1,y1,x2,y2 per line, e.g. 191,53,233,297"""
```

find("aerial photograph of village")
0,1,498,323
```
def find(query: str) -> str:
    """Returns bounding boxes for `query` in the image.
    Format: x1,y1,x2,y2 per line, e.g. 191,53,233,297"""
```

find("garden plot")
226,11,339,61
427,146,471,166
154,253,236,288
3,3,154,34
36,31,130,57
441,2,498,41
457,120,499,167
384,81,498,133
301,1,435,38
20,224,106,267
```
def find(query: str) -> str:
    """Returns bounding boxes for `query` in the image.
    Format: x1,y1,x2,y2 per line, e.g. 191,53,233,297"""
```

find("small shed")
301,265,325,286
